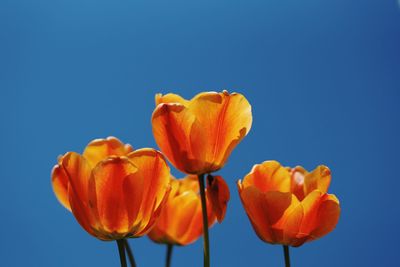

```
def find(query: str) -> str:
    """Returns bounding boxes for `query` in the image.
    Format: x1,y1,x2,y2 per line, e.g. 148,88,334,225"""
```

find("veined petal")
89,157,138,234
62,152,96,237
155,93,190,106
127,148,171,232
51,154,71,211
206,175,230,223
83,137,133,168
152,103,205,174
304,165,331,196
242,161,291,193
188,91,252,172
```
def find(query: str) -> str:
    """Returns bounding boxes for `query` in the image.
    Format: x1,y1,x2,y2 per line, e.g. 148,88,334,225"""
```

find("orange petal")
89,157,138,235
238,182,294,244
206,175,230,223
188,91,252,172
82,137,133,168
276,190,322,247
310,194,340,240
127,148,171,233
155,93,189,106
242,161,291,193
178,175,199,194
62,152,97,237
304,165,331,196
152,103,205,174
51,154,71,211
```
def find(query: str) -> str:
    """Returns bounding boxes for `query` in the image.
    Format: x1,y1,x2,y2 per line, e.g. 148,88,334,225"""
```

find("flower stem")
116,239,127,267
123,239,137,267
198,173,210,267
283,245,290,267
165,244,173,267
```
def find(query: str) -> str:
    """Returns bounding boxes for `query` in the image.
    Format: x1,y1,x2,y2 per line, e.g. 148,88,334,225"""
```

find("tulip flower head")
152,90,252,175
238,161,340,247
51,137,171,241
148,175,229,246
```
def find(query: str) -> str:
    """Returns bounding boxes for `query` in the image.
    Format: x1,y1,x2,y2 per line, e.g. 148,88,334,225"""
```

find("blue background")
1,0,400,266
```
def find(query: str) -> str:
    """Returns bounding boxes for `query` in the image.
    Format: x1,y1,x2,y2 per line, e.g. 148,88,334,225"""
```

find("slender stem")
123,239,137,267
165,244,173,267
116,240,127,267
283,245,291,267
198,173,210,267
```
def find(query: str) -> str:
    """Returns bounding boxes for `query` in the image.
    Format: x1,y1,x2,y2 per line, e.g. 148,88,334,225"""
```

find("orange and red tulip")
237,160,340,247
148,175,230,245
151,90,252,175
51,136,171,241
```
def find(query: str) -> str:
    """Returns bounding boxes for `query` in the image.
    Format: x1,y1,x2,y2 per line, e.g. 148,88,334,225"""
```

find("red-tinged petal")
304,165,331,196
127,148,171,233
83,137,133,168
207,175,230,223
135,184,171,237
51,155,71,211
310,194,340,240
290,166,308,200
62,152,97,237
188,91,252,172
89,157,138,235
242,161,291,193
152,103,205,174
155,93,189,106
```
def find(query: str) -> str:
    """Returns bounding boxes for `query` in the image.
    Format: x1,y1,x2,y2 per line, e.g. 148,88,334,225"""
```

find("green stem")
116,240,127,267
123,239,137,267
198,173,210,267
165,244,173,267
283,245,291,267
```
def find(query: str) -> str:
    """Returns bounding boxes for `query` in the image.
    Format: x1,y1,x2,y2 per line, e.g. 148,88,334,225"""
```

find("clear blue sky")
1,0,400,266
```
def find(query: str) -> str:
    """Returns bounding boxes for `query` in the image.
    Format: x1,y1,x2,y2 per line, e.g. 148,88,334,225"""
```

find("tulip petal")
238,183,294,244
62,152,97,237
304,165,331,195
127,148,171,232
155,93,190,106
310,194,340,240
83,137,133,168
188,91,252,172
206,175,230,223
51,155,71,211
152,103,206,174
89,157,138,234
243,161,291,193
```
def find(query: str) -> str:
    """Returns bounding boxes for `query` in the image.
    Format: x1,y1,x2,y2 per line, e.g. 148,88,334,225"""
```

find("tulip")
151,90,252,267
148,175,229,267
51,137,171,266
238,161,340,266
152,90,252,175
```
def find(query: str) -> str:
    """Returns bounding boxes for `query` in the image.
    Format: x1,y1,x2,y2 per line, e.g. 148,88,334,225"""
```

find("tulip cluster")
51,91,340,267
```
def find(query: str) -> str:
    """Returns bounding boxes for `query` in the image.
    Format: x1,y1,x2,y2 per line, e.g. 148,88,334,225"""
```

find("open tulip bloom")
148,175,229,267
152,90,252,267
238,160,341,266
51,137,171,267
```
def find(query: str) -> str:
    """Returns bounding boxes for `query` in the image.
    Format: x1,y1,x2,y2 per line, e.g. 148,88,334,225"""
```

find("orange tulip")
238,160,340,247
51,136,171,241
152,90,252,175
148,175,230,245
